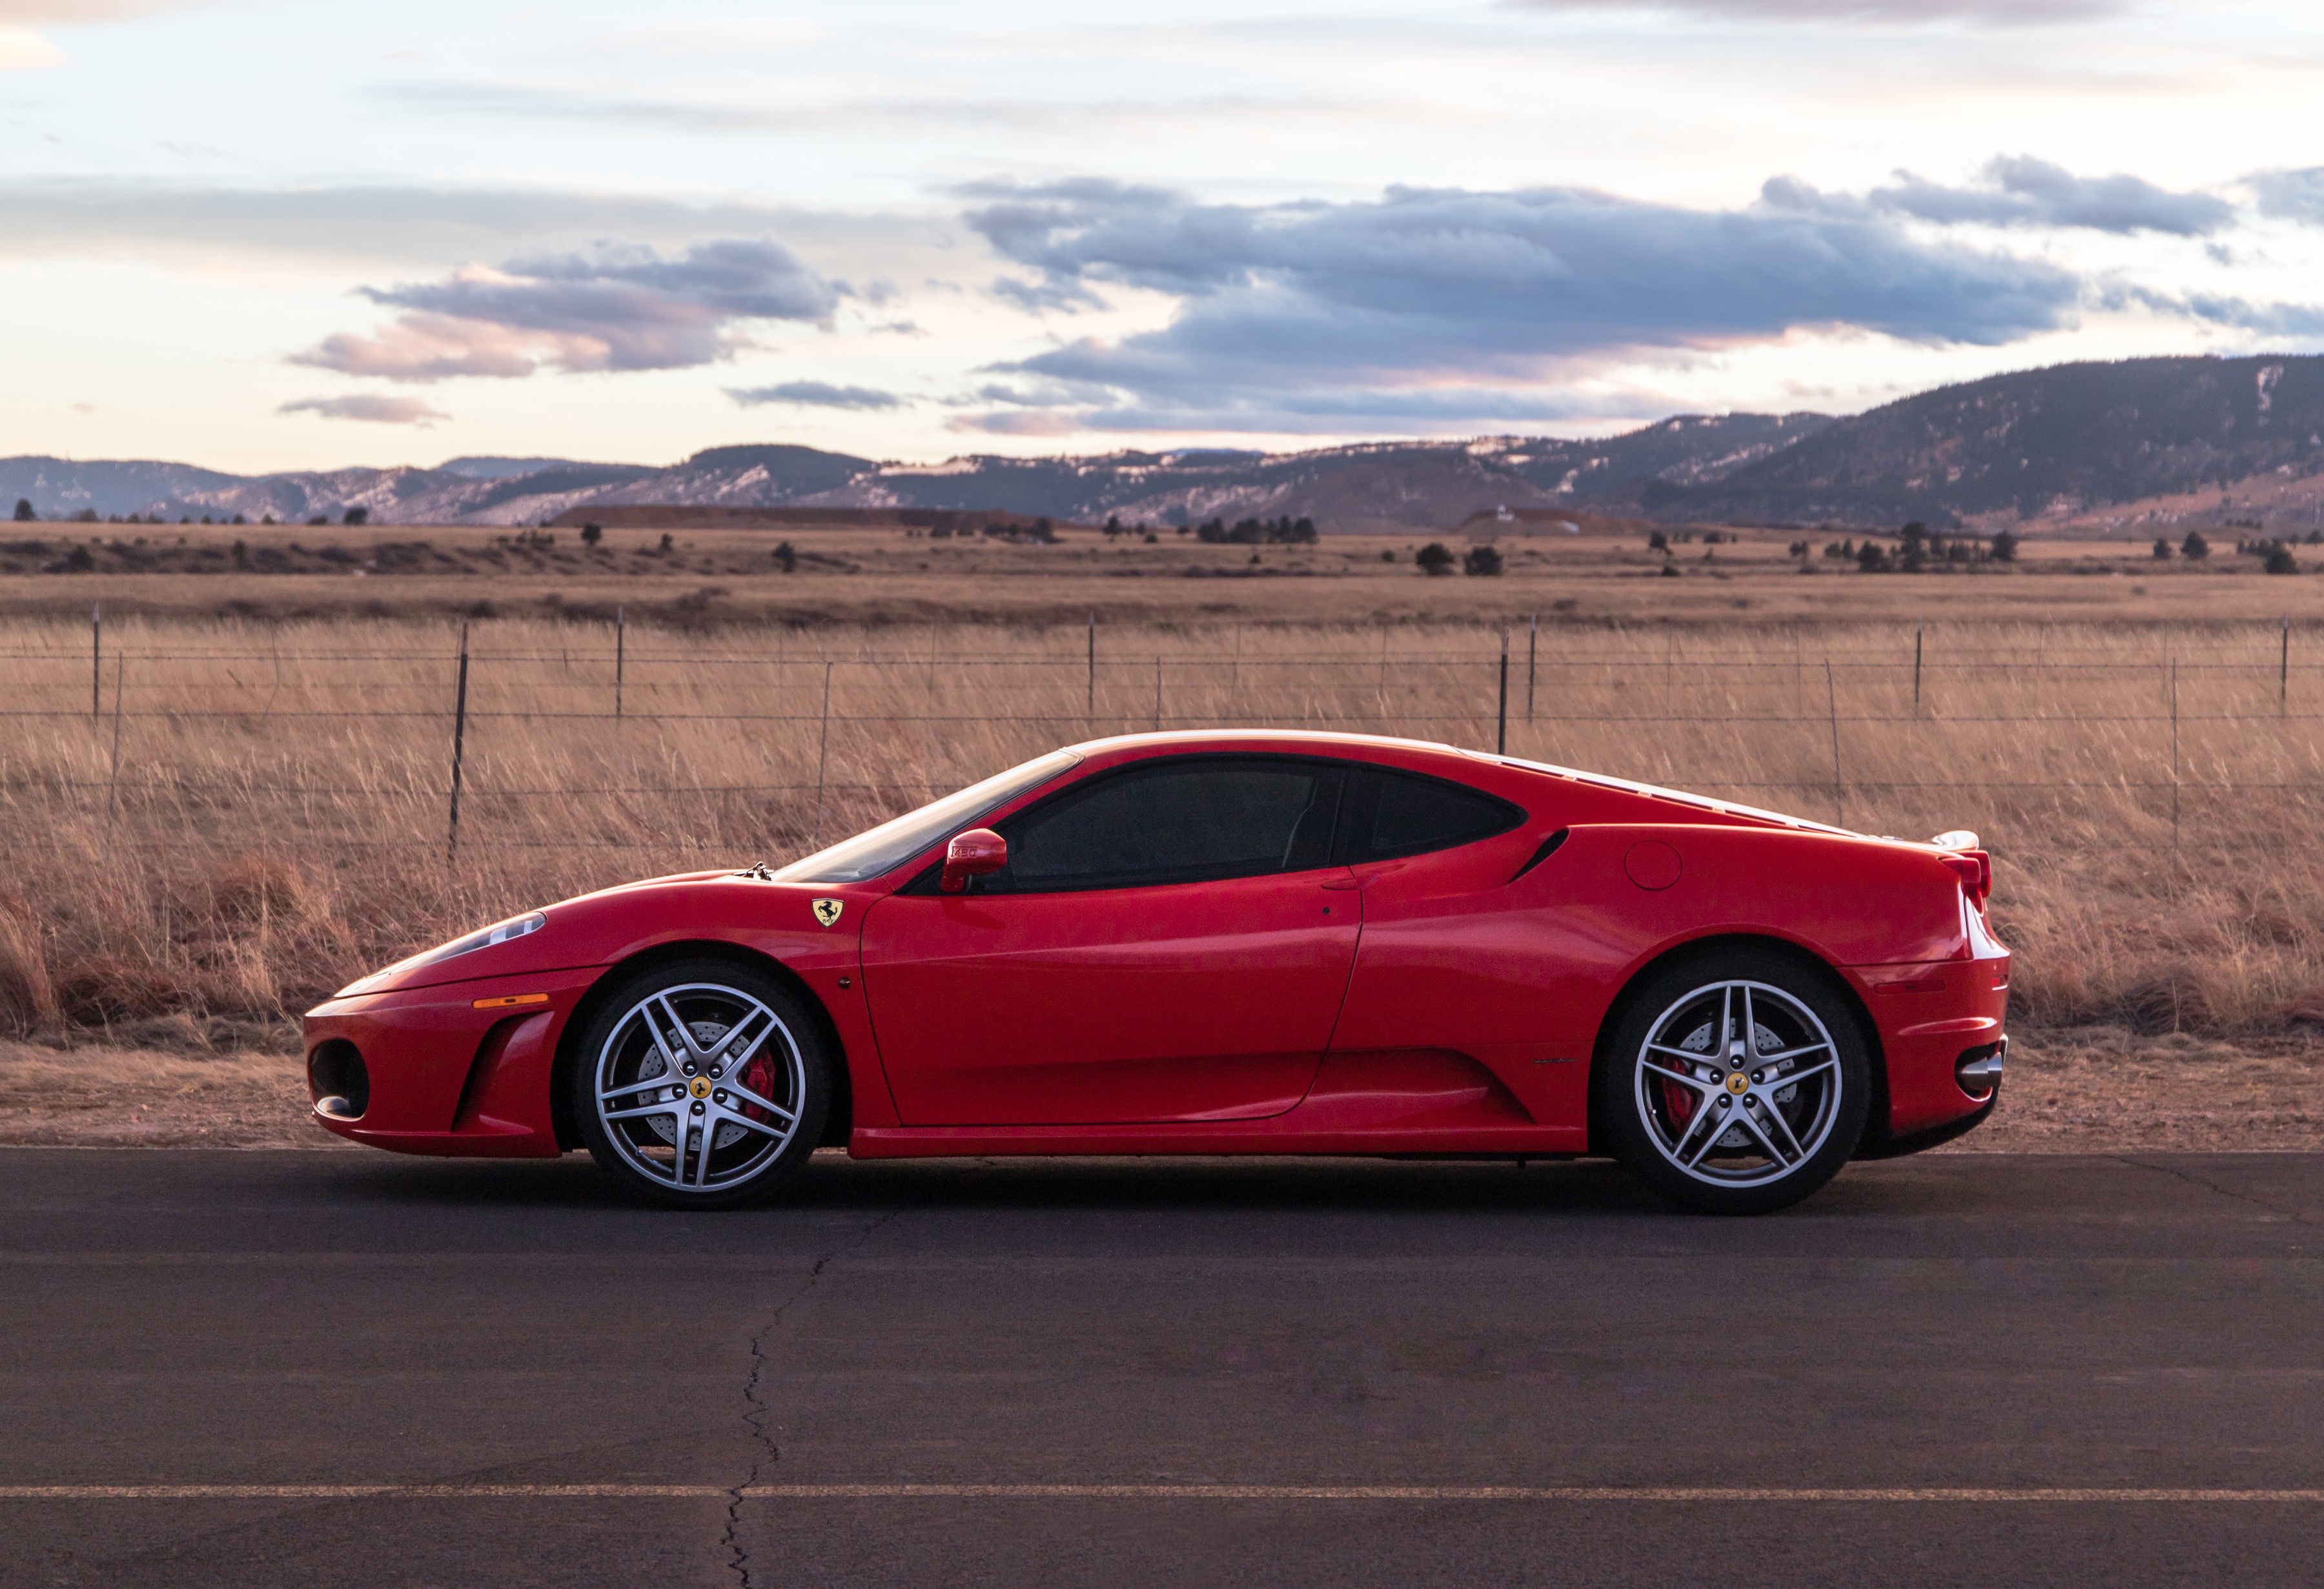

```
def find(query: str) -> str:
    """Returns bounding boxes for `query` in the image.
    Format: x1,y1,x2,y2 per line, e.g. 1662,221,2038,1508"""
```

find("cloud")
1778,156,2236,237
959,179,2083,430
0,2,219,18
727,380,904,410
1503,0,2120,23
0,179,918,270
2252,168,2324,227
278,394,451,426
290,238,837,382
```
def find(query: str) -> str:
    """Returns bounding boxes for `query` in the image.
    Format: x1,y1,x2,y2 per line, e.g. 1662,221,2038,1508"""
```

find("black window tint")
995,760,1342,891
1349,769,1522,862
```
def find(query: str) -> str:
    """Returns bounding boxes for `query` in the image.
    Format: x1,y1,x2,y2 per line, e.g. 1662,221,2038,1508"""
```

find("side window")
1344,768,1524,863
986,758,1344,893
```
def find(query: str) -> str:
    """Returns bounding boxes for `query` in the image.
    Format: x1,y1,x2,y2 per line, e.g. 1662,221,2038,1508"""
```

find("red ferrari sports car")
305,730,2006,1214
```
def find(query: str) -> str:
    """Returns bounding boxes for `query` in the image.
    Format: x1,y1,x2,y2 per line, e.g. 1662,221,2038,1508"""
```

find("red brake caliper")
741,1051,780,1128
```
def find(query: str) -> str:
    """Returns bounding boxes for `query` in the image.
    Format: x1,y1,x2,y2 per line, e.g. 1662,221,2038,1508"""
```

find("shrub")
2181,531,2210,560
1857,541,1889,572
580,523,602,546
1990,530,2020,563
774,540,797,573
1415,542,1456,576
343,507,369,527
2265,543,2299,575
2153,537,2174,560
1463,545,1504,576
1647,531,1668,551
12,499,32,522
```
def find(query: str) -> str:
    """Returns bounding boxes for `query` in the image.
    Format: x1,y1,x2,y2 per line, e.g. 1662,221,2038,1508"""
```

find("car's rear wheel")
1600,951,1869,1215
572,960,830,1209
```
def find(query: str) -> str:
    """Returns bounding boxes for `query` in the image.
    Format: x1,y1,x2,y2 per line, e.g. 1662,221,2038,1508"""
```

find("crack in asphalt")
2113,1156,2319,1229
726,1207,903,1588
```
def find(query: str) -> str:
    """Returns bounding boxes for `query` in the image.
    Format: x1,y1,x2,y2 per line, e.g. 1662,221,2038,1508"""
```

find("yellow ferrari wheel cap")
1726,1073,1748,1095
690,1077,712,1100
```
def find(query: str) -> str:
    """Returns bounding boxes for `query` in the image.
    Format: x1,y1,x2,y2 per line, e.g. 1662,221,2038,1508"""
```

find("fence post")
1824,659,1843,829
1527,612,1537,724
1496,629,1509,755
2169,656,2179,852
90,603,100,722
447,622,471,863
615,605,625,720
1153,655,1161,731
1087,613,1096,714
2281,615,2289,711
1913,620,1923,717
809,660,833,850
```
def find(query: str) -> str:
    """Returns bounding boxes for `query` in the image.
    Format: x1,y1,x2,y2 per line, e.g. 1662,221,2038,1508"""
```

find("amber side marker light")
473,993,551,1010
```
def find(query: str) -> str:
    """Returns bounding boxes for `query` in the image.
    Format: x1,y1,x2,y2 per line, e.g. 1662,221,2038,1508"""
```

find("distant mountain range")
7,355,2319,532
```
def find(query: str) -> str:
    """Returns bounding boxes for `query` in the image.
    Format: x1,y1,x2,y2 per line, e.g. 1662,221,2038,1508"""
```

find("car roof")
1061,729,1862,839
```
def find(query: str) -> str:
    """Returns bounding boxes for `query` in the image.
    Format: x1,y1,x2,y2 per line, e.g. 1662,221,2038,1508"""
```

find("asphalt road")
3,1148,2320,1588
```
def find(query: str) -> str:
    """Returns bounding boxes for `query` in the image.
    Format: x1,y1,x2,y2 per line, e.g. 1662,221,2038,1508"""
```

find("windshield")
771,749,1083,884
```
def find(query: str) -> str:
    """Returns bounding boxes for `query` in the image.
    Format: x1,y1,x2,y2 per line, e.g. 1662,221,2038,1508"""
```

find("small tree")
1463,544,1504,576
1647,530,1667,551
1990,530,2020,563
72,508,99,523
1857,540,1888,572
580,523,603,547
774,540,797,573
2152,537,2173,560
232,539,250,569
1416,542,1456,576
12,498,32,522
658,532,675,552
343,507,368,527
2265,542,2299,575
2181,531,2210,560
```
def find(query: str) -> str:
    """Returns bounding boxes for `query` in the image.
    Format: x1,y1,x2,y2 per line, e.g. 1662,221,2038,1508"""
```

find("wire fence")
4,612,2320,867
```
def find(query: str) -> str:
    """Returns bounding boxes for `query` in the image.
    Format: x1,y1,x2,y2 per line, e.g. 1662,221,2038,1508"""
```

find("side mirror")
940,828,1007,894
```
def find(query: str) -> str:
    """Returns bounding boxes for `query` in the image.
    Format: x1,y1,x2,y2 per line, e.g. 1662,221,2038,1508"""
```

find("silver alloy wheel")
1631,978,1845,1189
588,981,806,1195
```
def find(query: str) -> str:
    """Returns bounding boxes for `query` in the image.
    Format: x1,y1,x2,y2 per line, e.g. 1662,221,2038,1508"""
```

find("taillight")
1941,850,1992,910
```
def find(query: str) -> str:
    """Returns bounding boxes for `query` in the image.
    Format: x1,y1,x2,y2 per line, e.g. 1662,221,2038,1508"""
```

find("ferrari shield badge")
811,898,844,928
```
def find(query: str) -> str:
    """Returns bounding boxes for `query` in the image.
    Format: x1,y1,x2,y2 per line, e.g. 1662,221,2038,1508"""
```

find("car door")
858,754,1361,1126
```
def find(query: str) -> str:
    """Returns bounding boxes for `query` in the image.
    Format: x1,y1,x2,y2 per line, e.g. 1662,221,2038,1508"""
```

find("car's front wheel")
571,960,830,1208
1600,951,1869,1215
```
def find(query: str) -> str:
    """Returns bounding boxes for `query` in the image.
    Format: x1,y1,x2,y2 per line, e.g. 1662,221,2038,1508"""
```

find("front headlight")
334,911,546,998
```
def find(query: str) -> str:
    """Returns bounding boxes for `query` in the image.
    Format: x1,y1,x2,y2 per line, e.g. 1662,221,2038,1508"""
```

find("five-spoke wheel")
571,960,830,1208
1601,951,1868,1214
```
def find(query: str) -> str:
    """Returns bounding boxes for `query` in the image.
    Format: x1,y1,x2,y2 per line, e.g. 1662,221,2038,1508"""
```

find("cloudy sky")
3,0,2321,471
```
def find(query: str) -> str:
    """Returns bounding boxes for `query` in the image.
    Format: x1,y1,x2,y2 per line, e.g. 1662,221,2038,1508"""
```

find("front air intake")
309,1040,370,1120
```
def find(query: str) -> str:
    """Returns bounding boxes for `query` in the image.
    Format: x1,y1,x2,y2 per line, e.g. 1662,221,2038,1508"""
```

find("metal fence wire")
3,613,2319,863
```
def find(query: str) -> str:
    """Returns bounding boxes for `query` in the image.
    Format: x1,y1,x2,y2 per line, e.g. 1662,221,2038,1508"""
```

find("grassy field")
10,514,2324,627
1,597,2321,1048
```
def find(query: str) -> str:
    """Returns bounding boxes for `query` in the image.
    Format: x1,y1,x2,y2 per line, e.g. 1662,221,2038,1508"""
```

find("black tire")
571,958,831,1209
1598,949,1870,1215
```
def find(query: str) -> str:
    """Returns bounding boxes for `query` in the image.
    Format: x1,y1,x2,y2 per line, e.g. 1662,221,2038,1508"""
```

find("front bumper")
301,966,604,1157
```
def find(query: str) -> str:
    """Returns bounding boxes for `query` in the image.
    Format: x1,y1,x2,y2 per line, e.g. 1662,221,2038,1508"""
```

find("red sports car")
304,731,2006,1214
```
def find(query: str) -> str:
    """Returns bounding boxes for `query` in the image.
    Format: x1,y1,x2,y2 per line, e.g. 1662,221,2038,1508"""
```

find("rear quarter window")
1345,768,1525,862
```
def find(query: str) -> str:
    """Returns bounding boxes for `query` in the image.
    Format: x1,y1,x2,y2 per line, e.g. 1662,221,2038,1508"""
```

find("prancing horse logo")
811,898,844,928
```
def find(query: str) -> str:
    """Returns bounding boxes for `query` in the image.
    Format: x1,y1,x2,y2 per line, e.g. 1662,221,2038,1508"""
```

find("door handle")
1320,875,1368,891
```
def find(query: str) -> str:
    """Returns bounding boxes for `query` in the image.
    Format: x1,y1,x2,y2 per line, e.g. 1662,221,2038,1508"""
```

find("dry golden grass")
0,605,2321,1060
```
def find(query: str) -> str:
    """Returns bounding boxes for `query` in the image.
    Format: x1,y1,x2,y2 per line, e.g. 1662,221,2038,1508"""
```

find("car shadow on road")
320,1148,1995,1222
